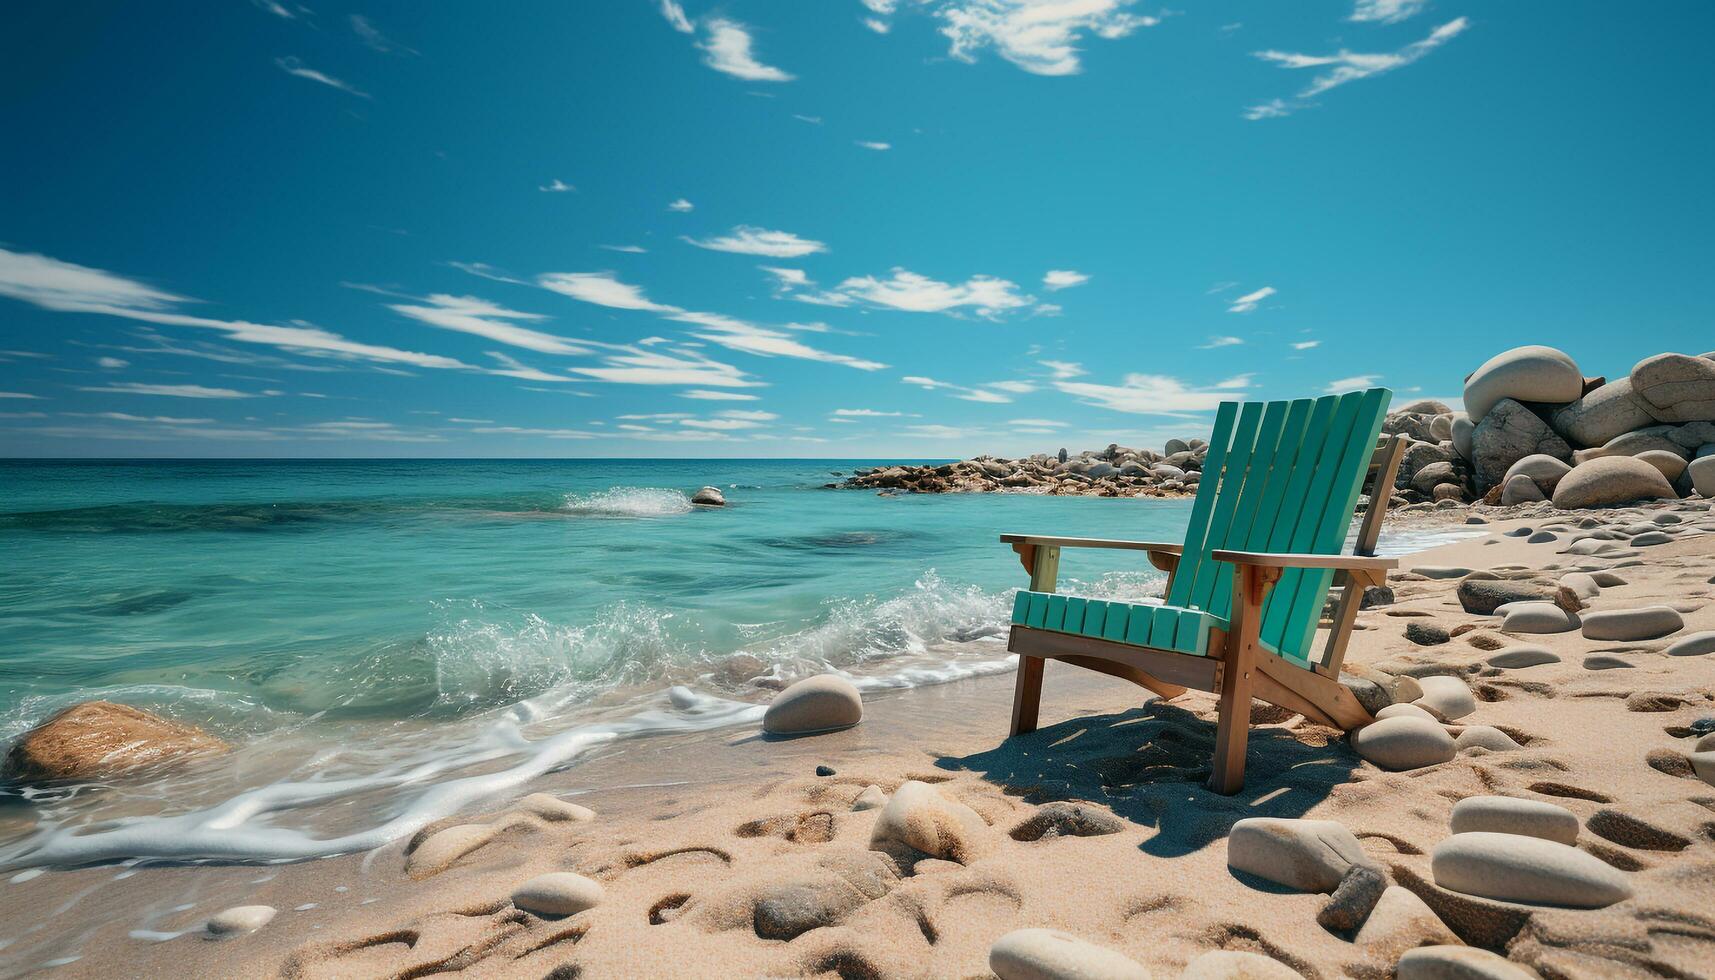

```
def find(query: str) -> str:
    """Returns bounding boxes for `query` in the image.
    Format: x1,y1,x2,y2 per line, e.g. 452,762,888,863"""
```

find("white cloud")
903,375,1013,403
855,140,891,151
861,0,897,12
1250,18,1468,117
72,412,214,424
481,351,575,383
387,294,591,355
681,417,764,430
1242,99,1292,121
79,382,254,398
350,15,417,55
699,19,794,82
97,356,129,368
793,114,823,124
1350,0,1426,24
539,178,575,193
865,18,891,34
1055,374,1246,415
1227,286,1275,313
1198,335,1245,349
569,347,760,388
681,389,759,401
760,266,812,290
1325,374,1381,393
659,0,694,33
601,244,648,254
933,0,1160,76
668,198,695,212
833,408,916,417
834,268,1032,318
252,0,296,19
670,311,887,370
1042,269,1089,290
538,272,682,312
274,57,370,99
1291,340,1321,350
1039,359,1086,379
988,380,1037,393
716,409,778,421
683,226,827,258
0,392,43,399
1007,418,1065,427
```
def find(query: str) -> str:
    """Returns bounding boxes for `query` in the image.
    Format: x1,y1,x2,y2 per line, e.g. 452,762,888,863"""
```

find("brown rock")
3,701,230,783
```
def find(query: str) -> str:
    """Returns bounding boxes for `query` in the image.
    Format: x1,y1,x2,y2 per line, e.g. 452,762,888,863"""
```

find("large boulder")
1451,414,1474,459
3,701,230,783
1499,474,1544,505
1631,352,1715,423
1690,455,1715,498
1470,399,1571,490
1549,378,1656,447
691,486,726,506
1551,456,1677,509
1464,346,1584,423
763,675,863,736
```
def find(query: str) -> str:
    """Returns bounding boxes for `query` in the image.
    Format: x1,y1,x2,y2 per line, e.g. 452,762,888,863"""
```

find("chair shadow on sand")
936,698,1362,865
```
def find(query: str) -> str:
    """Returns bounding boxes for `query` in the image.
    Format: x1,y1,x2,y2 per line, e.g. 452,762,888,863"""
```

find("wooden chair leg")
1010,655,1044,736
1209,564,1274,794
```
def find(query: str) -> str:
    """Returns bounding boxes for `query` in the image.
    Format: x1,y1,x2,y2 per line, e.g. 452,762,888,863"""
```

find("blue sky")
1,0,1710,458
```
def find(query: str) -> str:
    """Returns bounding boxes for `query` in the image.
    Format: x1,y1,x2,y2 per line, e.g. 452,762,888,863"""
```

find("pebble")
1454,726,1521,752
1589,571,1628,587
816,765,836,776
1316,864,1387,932
1449,796,1579,845
1226,817,1367,893
1416,675,1477,720
1486,646,1560,668
1398,946,1534,980
869,780,989,864
1526,531,1557,544
1405,622,1451,646
988,928,1151,980
206,905,277,936
1583,655,1632,670
1412,566,1473,580
1352,716,1457,771
1666,631,1715,657
1181,950,1301,979
762,674,864,735
1580,606,1684,641
1500,602,1580,634
1631,530,1673,546
852,784,887,811
1431,832,1632,908
510,871,604,917
1557,572,1600,598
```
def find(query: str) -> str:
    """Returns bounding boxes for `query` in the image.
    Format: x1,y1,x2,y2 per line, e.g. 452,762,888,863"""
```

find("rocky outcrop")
839,439,1208,496
1551,456,1677,509
1631,352,1715,423
1470,399,1571,490
3,701,230,783
1463,345,1584,423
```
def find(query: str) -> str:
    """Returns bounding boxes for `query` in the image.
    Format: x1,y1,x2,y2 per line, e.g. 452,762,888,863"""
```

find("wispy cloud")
386,294,592,355
1325,374,1381,393
1042,269,1089,290
855,140,891,151
668,198,695,212
0,392,43,399
865,18,891,34
78,382,255,398
699,19,794,82
97,356,129,369
252,0,298,19
539,178,575,193
1227,286,1275,313
833,407,916,418
659,0,695,33
1055,373,1250,415
1248,17,1468,118
1350,0,1427,24
903,375,1015,403
1291,339,1322,350
538,272,682,313
350,15,417,55
681,389,760,401
931,0,1160,76
682,226,827,258
601,244,648,254
570,347,760,388
834,268,1033,318
1039,360,1086,379
1198,335,1244,349
274,57,370,99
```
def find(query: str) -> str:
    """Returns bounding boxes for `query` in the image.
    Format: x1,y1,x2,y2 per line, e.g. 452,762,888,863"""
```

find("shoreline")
7,499,1713,977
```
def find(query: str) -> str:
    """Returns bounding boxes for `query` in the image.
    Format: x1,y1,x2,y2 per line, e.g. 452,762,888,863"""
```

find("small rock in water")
851,784,887,811
989,928,1151,980
762,674,863,736
1580,605,1684,641
1431,832,1632,908
1316,864,1387,932
1398,946,1533,980
1352,717,1456,771
1450,796,1578,845
1416,676,1477,720
691,485,726,506
1226,817,1367,893
206,905,277,936
1181,950,1301,979
511,871,604,917
3,700,231,783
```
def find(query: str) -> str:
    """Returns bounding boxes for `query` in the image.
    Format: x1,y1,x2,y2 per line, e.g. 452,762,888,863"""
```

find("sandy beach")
5,498,1711,979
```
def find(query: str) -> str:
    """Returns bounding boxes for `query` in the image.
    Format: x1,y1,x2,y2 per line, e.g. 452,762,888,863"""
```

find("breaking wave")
559,487,694,518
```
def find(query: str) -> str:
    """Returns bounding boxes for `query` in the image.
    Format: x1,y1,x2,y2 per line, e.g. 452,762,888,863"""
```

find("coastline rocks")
763,675,863,736
1552,456,1678,509
1456,580,1547,615
1226,817,1367,892
511,872,604,917
1501,454,1571,495
1450,797,1578,845
1500,602,1580,634
1416,676,1477,720
1689,455,1715,497
1470,399,1572,490
207,905,278,936
1631,352,1715,423
1430,832,1633,908
1499,474,1544,505
1397,947,1532,980
1580,606,1683,641
1550,379,1656,447
1182,950,1301,979
869,780,989,864
1463,346,1584,424
2,701,230,783
691,486,726,506
988,929,1150,980
1352,717,1456,771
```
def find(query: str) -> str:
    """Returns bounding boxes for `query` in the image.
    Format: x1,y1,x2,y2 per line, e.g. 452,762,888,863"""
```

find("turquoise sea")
0,459,1451,869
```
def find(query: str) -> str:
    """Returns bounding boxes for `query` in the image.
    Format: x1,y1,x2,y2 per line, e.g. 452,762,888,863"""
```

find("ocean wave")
559,487,693,518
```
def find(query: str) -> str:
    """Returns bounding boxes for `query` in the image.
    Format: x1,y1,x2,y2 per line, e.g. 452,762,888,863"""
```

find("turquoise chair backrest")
1165,388,1392,663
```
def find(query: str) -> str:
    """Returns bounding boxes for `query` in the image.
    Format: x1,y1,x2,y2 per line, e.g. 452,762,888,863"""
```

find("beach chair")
1002,388,1407,793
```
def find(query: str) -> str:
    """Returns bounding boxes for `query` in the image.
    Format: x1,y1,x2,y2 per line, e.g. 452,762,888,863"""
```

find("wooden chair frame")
1001,434,1406,794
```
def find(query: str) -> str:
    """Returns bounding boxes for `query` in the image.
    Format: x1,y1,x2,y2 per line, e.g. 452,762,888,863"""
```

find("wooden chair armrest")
999,534,1183,555
1208,550,1398,571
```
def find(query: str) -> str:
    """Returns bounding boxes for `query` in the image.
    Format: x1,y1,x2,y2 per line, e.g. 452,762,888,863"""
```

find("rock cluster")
839,439,1210,496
